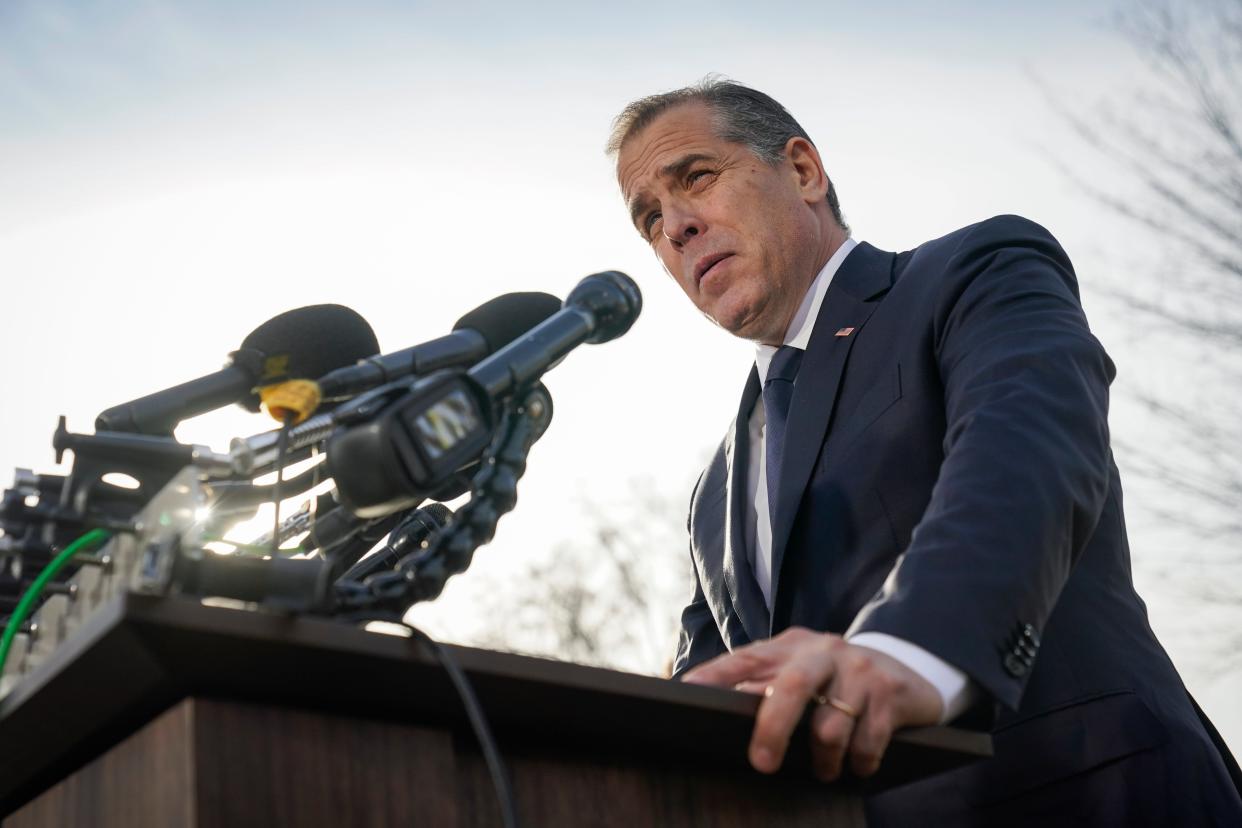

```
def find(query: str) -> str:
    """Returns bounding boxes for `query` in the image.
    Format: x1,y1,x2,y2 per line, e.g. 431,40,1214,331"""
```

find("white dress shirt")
745,237,976,723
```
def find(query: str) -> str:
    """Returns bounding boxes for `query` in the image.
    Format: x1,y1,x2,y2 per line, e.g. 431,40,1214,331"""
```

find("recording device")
339,503,453,583
2,271,635,697
231,291,564,474
328,271,640,516
94,304,379,436
470,271,640,398
317,292,562,400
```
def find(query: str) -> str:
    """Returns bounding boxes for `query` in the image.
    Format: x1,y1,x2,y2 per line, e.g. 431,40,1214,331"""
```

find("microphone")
95,305,379,436
327,271,640,516
230,291,560,472
469,271,641,399
339,503,453,583
316,292,562,400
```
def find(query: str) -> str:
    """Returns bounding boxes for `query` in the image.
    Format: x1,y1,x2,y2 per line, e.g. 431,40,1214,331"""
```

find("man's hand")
681,627,943,781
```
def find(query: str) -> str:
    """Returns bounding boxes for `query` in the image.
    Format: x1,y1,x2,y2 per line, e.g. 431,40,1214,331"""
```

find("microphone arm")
95,351,262,436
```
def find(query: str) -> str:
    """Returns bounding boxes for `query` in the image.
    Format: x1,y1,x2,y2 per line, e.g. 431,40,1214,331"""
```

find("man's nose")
662,204,704,249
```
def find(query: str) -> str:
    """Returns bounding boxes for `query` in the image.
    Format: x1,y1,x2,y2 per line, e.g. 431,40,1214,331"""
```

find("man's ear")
784,136,830,204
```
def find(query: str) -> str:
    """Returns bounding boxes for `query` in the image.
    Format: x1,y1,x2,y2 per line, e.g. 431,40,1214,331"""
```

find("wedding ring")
815,695,859,719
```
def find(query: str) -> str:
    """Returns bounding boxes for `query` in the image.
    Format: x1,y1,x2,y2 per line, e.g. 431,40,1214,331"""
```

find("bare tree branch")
1046,0,1242,594
461,478,692,675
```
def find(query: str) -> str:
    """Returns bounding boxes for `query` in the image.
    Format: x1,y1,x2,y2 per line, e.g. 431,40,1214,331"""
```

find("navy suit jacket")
674,216,1242,823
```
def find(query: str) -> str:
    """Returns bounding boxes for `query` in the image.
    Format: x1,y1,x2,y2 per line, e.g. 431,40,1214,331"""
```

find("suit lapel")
768,243,895,625
723,367,770,642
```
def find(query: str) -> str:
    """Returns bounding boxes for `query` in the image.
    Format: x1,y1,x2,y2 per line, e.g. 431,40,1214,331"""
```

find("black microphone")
95,305,379,436
228,292,560,472
339,503,453,583
469,271,641,399
316,292,562,400
326,271,639,516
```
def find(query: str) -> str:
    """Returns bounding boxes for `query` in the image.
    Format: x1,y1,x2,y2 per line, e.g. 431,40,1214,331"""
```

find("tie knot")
766,346,803,385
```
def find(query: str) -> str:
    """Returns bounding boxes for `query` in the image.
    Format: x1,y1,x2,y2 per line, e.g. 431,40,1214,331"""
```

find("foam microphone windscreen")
454,292,563,352
234,304,379,411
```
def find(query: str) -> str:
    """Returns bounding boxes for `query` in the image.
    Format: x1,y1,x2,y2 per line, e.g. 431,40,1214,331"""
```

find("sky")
2,1,1238,748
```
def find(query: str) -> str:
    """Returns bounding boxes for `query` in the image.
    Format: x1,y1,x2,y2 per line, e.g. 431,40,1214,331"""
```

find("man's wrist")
846,631,977,723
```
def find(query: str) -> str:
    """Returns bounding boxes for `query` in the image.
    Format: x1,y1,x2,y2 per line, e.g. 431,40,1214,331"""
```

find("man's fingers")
680,630,916,780
749,657,837,773
681,628,837,688
848,702,894,778
749,683,805,773
844,650,918,778
810,683,866,782
681,647,771,688
733,679,769,695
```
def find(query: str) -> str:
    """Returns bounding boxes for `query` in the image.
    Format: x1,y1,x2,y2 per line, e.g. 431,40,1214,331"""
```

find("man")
609,79,1242,825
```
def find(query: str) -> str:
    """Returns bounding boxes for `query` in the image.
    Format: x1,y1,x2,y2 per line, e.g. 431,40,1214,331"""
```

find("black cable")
402,622,519,828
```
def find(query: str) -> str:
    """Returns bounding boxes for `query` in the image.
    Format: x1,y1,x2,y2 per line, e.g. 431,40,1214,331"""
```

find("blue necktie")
763,345,803,525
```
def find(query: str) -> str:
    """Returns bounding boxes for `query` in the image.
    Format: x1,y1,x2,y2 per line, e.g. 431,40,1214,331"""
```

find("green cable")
0,528,112,681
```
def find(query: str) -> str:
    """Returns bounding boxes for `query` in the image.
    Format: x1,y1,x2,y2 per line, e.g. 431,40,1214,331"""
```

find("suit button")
1003,653,1028,678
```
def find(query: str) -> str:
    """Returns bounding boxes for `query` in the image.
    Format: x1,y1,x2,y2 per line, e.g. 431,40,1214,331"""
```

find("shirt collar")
755,237,858,384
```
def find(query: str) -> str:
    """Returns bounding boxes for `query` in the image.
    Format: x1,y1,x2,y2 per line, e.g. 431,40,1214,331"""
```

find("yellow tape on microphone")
259,380,322,425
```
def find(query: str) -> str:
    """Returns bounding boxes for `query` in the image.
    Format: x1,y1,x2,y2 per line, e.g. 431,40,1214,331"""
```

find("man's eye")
688,169,713,186
644,212,662,238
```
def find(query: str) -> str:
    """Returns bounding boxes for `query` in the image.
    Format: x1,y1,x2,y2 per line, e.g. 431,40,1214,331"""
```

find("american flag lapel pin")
835,327,855,337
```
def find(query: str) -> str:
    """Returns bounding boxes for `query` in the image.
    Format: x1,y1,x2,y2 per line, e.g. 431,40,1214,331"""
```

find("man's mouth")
694,253,734,286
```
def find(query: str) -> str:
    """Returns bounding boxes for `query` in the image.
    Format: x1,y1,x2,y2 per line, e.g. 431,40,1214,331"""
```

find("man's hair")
606,76,847,232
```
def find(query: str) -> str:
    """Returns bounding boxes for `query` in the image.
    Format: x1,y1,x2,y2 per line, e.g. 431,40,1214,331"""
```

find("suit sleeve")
846,216,1115,710
671,567,729,678
671,474,728,678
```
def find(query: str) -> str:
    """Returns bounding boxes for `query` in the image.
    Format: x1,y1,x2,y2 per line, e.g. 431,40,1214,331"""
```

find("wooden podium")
0,594,989,826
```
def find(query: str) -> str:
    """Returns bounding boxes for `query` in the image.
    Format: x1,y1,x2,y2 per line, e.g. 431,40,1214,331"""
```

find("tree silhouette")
1050,0,1241,572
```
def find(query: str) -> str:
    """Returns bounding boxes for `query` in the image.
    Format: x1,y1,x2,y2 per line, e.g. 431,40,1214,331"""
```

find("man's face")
617,102,827,344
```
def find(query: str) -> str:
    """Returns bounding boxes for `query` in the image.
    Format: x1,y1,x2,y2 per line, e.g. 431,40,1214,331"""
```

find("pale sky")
2,1,1237,747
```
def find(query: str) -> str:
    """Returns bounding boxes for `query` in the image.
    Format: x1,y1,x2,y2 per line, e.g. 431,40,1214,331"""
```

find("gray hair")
607,76,847,231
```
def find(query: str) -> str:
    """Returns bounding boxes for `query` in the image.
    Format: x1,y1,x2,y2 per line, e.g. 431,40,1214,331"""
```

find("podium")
0,594,990,826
